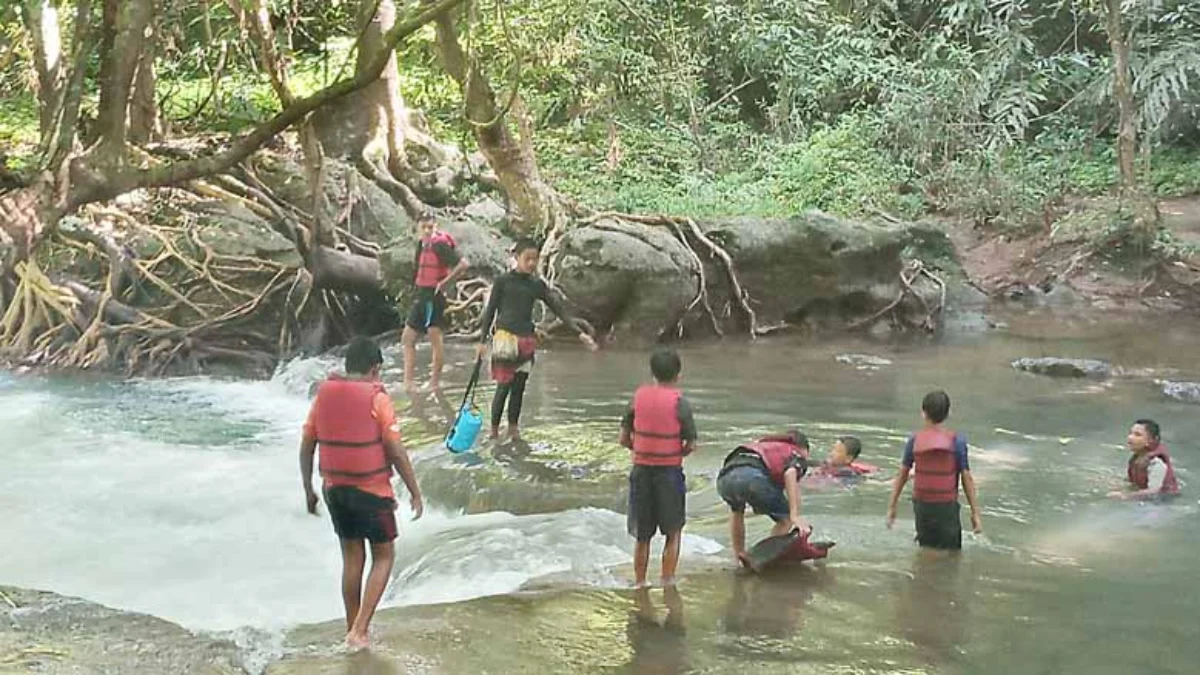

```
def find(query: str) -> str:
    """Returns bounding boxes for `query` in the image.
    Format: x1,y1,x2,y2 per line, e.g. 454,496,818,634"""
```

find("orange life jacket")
414,230,456,289
911,428,960,503
313,375,392,490
631,384,684,467
733,436,808,487
1127,443,1180,495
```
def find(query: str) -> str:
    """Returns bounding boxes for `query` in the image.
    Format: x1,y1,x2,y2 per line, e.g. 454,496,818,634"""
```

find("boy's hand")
970,511,983,533
885,506,897,529
579,333,598,351
790,517,812,537
1107,490,1127,500
410,493,425,521
474,342,487,359
305,490,319,515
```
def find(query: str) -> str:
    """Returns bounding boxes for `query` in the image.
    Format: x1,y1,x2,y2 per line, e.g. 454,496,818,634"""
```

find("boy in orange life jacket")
716,430,812,567
886,390,982,550
300,337,424,649
1108,418,1181,500
619,348,697,588
402,216,469,391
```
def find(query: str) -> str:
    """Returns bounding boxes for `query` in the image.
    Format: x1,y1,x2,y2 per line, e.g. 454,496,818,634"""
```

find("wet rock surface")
1011,357,1112,379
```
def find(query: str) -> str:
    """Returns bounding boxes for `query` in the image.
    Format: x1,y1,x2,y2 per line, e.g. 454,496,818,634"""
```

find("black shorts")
628,465,686,542
913,500,962,550
324,486,398,544
717,465,790,521
405,290,447,333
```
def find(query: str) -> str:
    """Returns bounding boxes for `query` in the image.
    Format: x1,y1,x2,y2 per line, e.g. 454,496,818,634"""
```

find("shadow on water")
623,586,689,675
894,551,969,666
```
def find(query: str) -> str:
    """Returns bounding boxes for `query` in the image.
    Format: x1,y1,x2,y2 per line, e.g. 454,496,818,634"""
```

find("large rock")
1161,380,1200,404
554,218,700,339
1012,357,1112,379
700,212,921,328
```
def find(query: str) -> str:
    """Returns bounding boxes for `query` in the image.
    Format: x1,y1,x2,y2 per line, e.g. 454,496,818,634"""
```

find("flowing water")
3,309,1199,673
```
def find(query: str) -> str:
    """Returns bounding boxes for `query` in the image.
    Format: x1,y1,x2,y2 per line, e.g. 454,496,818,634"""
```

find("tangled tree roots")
847,259,946,333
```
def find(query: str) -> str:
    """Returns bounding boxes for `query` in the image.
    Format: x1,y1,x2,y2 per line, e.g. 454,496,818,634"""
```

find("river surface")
2,309,1198,673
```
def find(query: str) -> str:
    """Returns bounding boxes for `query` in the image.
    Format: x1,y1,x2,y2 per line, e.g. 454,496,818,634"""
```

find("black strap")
316,437,384,448
458,356,483,412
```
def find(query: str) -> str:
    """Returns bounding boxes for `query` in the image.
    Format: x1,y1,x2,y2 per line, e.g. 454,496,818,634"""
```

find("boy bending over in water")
300,337,424,648
716,429,811,566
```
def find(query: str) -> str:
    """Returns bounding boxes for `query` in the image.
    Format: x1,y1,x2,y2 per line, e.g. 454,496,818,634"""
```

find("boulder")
1011,357,1112,379
553,218,700,340
1161,380,1200,404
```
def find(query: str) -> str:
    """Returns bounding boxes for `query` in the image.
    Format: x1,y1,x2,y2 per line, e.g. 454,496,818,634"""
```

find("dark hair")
512,238,541,255
649,347,682,382
1134,418,1161,441
839,435,862,460
921,390,951,424
345,336,384,375
417,215,437,225
789,429,810,449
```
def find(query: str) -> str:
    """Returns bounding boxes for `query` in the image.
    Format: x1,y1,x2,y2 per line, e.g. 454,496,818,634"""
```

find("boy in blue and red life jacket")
886,390,982,550
1108,418,1181,501
717,429,813,567
619,348,697,588
402,216,470,391
806,435,877,485
300,337,424,649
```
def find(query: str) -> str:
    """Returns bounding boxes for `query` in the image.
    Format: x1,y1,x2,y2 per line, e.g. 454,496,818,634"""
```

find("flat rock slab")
1161,380,1200,404
1011,357,1112,379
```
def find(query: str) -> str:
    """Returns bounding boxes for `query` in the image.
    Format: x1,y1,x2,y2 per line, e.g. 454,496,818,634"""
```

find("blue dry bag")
445,357,484,454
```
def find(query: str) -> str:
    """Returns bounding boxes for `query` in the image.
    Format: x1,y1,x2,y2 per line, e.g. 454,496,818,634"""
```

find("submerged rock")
1011,357,1112,379
1161,380,1200,404
0,586,246,674
836,354,893,370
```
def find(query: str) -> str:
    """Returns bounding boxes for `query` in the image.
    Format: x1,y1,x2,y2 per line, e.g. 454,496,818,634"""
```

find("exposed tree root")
847,260,946,333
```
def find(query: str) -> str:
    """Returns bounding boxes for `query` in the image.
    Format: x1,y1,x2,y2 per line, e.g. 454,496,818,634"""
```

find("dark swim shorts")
404,289,447,333
323,485,398,544
628,465,687,542
717,465,790,521
913,499,962,550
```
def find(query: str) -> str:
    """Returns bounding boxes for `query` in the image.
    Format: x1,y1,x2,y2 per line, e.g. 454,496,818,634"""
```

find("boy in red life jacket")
716,429,812,567
299,337,425,649
886,390,982,550
402,216,470,391
618,348,697,588
1108,418,1181,500
806,436,875,483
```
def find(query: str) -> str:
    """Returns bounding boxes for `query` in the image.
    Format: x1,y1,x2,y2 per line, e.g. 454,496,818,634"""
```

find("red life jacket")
414,230,456,289
818,461,877,479
631,384,684,467
313,375,392,490
736,436,809,487
911,428,960,503
1127,443,1180,495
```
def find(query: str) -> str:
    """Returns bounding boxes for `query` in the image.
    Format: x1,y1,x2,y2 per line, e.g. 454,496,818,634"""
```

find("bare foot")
403,379,417,394
345,630,369,651
428,378,441,391
507,425,521,441
488,426,500,441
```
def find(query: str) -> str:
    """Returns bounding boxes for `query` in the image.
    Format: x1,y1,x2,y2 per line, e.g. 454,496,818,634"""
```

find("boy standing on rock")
402,216,469,391
619,348,696,587
300,336,424,649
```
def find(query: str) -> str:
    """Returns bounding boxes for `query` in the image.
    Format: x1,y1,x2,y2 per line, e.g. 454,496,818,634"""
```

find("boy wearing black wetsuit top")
475,239,596,440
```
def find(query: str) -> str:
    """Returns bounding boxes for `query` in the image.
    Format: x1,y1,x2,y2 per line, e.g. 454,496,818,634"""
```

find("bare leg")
339,539,367,633
633,540,652,588
769,517,792,538
661,530,682,586
730,510,749,565
428,327,445,389
401,327,419,391
346,540,396,649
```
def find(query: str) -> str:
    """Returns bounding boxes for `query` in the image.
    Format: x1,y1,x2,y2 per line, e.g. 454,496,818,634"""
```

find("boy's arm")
1111,462,1166,500
384,437,424,520
961,470,982,532
619,406,634,449
299,436,318,514
886,466,910,528
435,244,469,294
783,467,810,535
540,281,597,349
677,396,697,456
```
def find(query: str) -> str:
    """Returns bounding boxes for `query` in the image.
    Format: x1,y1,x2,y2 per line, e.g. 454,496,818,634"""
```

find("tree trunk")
309,245,382,296
128,6,161,145
432,6,562,234
1103,0,1137,192
20,0,64,144
94,0,154,158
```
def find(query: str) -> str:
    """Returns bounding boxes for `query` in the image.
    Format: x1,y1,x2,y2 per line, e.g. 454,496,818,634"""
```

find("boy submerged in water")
300,337,424,648
805,435,875,485
886,390,982,550
1109,418,1180,500
619,348,696,587
716,429,812,566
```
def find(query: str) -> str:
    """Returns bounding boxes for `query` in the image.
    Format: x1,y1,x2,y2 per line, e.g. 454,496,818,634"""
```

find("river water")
2,309,1198,673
